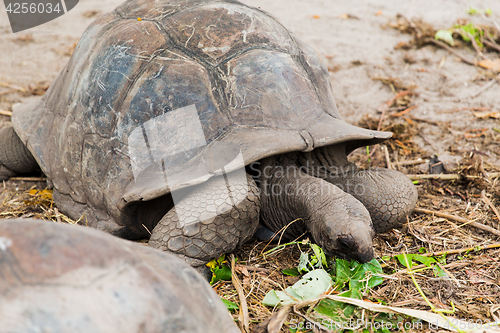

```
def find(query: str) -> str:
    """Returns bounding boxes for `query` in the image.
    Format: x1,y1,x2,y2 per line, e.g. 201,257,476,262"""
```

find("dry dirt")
1,0,500,332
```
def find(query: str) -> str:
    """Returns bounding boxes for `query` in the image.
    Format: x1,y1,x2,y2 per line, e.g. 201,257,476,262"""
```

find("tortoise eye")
338,237,355,250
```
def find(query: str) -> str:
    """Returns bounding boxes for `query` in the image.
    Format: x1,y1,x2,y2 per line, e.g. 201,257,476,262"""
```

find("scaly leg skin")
149,171,260,267
258,155,375,263
326,164,418,233
0,125,38,180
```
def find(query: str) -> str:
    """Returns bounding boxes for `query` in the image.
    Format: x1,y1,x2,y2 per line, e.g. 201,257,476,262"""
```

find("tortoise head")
308,189,375,264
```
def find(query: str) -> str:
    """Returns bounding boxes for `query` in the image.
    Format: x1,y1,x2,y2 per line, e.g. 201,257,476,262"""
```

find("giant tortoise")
0,219,239,332
0,0,417,265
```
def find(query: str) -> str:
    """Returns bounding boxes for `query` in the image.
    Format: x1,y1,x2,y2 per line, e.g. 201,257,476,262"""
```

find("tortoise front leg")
148,171,260,267
0,125,38,180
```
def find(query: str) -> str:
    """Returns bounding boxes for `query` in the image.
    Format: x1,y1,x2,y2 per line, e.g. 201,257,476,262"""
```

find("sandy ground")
1,0,500,163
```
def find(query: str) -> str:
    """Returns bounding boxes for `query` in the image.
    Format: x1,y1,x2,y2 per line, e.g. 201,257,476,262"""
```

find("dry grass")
2,134,499,332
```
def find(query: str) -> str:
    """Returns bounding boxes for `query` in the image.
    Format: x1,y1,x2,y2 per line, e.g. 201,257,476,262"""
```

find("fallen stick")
420,242,500,257
7,177,47,181
428,38,476,65
482,190,500,225
0,109,12,117
235,264,271,273
471,76,499,98
414,208,500,237
391,105,418,117
382,145,392,169
439,107,491,113
407,172,500,181
231,254,249,333
409,116,442,125
394,158,428,166
484,39,500,53
0,82,26,92
376,90,413,113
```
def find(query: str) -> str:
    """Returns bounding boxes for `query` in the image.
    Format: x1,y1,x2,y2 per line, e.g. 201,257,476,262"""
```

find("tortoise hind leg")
0,125,38,180
326,166,418,233
148,170,260,267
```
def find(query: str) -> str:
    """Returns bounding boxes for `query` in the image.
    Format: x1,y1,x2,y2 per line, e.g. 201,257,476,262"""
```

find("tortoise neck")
290,144,356,178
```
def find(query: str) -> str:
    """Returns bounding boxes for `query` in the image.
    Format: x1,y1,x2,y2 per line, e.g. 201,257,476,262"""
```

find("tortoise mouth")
329,248,374,264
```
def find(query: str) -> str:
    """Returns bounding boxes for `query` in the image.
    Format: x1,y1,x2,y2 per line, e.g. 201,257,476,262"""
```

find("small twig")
440,107,490,113
231,254,249,333
414,208,500,237
376,89,413,113
394,158,428,166
427,38,476,65
8,177,47,181
400,253,461,331
482,190,500,228
0,82,27,92
407,172,500,181
382,145,392,169
376,90,413,131
484,39,500,52
391,105,418,117
54,207,62,224
407,174,460,180
465,32,486,59
420,243,500,258
0,89,16,96
471,76,499,98
377,109,386,132
235,264,271,273
0,109,12,117
435,261,461,287
409,116,442,125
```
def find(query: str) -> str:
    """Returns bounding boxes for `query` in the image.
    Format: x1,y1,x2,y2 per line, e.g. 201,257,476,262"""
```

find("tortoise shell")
0,219,239,332
12,0,390,227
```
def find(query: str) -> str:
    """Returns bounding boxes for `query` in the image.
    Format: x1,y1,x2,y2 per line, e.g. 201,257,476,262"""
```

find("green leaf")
467,7,478,15
335,259,351,287
293,269,332,300
298,251,310,273
418,247,427,254
457,23,484,47
262,269,333,307
395,253,435,268
435,30,454,46
217,253,226,265
314,298,344,318
433,265,447,278
349,259,384,291
221,298,239,312
210,265,232,285
310,243,328,268
436,253,447,264
412,254,436,267
381,255,392,261
262,289,282,307
283,268,300,277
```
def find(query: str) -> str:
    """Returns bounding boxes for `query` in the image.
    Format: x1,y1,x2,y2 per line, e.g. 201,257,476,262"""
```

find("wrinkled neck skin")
295,144,357,180
258,154,374,263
